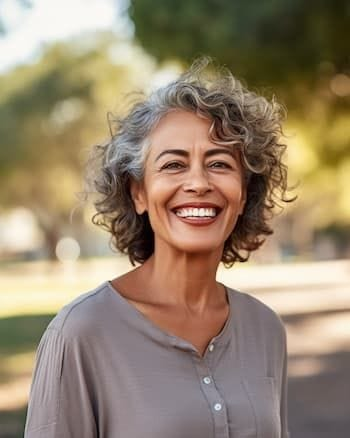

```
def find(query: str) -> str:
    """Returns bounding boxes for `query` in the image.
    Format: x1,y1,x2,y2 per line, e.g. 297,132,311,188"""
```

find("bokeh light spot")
330,74,350,97
55,237,80,262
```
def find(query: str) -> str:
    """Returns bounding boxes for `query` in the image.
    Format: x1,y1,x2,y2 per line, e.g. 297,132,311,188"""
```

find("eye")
208,161,233,169
160,161,186,171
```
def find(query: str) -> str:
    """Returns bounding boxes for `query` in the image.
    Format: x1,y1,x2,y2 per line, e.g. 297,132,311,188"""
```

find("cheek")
224,180,244,204
145,182,174,215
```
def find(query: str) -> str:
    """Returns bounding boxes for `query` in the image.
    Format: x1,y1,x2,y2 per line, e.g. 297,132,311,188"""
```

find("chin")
171,240,224,257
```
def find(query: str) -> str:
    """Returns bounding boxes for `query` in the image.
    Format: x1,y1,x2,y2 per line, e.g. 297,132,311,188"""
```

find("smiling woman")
88,59,291,267
24,58,293,438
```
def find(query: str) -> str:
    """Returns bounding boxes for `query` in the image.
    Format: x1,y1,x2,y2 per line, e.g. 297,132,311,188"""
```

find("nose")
182,165,212,195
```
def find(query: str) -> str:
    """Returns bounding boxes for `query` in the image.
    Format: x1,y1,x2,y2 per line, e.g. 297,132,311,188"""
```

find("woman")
24,60,292,438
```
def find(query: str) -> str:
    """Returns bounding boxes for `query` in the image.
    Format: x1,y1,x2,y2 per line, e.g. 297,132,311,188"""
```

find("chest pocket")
241,376,281,438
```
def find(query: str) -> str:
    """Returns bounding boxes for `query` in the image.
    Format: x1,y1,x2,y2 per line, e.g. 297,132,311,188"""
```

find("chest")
127,300,229,357
92,319,281,438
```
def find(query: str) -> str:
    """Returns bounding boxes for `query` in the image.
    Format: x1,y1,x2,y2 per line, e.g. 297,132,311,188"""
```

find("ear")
130,179,147,215
238,186,247,216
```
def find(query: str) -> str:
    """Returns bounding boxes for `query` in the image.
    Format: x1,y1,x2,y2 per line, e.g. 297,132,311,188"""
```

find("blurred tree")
129,0,349,91
129,0,350,247
0,32,154,258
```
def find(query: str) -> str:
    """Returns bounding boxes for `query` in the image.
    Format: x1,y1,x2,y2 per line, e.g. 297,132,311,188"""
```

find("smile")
175,207,217,218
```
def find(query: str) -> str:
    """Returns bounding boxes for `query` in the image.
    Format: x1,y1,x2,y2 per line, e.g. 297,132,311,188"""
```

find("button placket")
191,344,229,437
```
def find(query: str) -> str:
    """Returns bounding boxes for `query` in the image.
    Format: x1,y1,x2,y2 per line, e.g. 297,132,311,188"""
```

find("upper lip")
171,202,222,211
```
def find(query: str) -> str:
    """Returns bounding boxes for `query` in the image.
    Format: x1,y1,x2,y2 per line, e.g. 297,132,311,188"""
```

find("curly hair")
85,58,294,267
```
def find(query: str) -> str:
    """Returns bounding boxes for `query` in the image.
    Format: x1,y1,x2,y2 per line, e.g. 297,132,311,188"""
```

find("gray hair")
85,58,294,266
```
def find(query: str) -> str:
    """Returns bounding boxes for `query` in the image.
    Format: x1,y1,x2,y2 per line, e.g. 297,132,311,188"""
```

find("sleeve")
24,328,98,438
280,325,290,438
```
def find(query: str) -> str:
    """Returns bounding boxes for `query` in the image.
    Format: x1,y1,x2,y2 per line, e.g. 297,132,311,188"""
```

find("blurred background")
0,0,349,437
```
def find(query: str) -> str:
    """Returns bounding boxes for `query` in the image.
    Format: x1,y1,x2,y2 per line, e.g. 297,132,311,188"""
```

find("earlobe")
239,190,247,216
238,203,245,216
130,180,147,215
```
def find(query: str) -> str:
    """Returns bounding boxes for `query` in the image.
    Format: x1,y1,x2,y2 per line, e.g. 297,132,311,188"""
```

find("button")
203,376,211,384
208,344,214,352
214,403,222,411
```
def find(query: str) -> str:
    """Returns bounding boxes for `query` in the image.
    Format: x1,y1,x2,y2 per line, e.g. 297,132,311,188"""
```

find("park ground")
0,258,349,437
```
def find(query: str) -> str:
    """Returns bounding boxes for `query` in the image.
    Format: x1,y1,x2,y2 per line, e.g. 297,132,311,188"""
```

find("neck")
135,245,225,313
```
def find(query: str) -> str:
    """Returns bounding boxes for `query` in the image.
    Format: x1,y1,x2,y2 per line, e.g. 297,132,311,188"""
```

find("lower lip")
174,214,218,226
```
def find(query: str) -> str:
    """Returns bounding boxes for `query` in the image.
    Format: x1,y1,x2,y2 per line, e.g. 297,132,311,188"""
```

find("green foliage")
0,32,154,255
130,0,350,88
0,33,146,188
0,314,53,356
0,46,92,174
0,312,52,438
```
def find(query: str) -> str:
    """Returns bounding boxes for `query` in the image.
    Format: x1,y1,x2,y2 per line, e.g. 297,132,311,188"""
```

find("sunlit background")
0,1,349,437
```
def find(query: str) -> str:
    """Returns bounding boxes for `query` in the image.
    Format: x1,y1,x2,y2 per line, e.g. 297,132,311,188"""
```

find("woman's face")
131,110,246,257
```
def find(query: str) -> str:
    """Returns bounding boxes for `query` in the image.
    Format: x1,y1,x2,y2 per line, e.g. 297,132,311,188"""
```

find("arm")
24,328,98,437
280,326,290,438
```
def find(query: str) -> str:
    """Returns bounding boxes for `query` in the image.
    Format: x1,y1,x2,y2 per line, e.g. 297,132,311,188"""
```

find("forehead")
148,110,212,147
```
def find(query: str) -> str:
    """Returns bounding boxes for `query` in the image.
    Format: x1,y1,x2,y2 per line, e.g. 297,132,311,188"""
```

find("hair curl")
85,58,295,266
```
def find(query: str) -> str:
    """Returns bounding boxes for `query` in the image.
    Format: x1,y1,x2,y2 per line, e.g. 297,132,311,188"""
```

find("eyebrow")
155,147,235,162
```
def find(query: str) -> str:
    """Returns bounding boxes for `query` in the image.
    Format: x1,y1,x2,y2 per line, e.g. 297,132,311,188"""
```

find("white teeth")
175,207,217,218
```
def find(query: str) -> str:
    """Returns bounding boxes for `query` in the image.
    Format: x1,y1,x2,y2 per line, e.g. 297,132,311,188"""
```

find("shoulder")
46,281,115,342
227,287,287,375
227,287,286,339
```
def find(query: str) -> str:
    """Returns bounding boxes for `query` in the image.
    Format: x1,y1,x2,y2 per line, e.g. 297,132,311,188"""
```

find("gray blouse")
24,281,290,438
